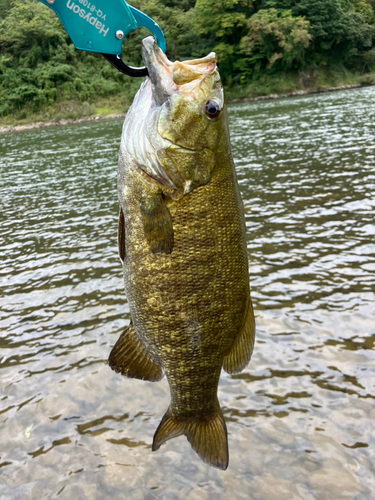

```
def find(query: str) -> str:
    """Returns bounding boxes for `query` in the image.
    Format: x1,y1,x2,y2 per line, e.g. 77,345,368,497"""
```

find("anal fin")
152,405,228,471
223,294,255,374
109,323,163,382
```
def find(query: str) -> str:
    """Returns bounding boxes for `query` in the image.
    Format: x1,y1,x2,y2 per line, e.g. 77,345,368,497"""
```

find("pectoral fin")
140,193,174,254
223,295,255,374
118,207,126,263
108,323,163,382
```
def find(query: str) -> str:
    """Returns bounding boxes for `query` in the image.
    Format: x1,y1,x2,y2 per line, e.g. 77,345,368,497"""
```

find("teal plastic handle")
129,6,165,53
38,0,166,55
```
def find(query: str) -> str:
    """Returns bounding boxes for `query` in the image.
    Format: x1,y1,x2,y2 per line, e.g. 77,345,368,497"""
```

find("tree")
292,0,375,65
0,0,67,61
352,0,374,23
124,0,197,62
257,0,295,8
240,8,311,71
192,0,254,82
0,0,139,116
0,0,12,20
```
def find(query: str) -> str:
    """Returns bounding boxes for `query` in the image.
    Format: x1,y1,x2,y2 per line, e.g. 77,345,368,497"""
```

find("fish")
108,36,255,470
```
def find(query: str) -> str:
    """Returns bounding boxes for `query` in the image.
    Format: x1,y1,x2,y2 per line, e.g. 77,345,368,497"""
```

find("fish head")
122,37,227,198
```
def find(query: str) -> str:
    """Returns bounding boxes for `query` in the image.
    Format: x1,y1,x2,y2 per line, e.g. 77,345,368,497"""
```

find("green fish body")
109,37,255,470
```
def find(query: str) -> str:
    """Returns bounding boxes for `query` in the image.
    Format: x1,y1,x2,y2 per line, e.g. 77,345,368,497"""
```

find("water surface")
1,87,375,499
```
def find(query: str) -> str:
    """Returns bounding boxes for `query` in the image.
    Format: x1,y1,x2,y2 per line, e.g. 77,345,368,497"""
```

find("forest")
1,0,375,123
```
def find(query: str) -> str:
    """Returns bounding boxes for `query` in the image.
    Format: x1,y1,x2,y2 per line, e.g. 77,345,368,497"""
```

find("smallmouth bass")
109,37,255,470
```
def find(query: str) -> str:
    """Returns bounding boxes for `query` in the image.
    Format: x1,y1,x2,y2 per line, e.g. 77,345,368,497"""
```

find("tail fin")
152,406,228,470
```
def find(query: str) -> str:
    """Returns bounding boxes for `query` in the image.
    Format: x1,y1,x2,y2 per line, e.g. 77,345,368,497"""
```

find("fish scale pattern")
112,39,255,468
119,143,252,418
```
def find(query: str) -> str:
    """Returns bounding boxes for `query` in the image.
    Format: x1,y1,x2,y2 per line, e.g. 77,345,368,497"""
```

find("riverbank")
0,113,125,135
228,82,374,103
1,81,374,135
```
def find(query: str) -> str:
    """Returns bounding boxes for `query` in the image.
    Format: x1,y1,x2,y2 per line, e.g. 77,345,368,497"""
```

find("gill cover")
122,37,225,198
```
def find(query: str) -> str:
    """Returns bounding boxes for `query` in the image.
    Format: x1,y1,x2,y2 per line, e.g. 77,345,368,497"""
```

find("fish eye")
205,100,221,119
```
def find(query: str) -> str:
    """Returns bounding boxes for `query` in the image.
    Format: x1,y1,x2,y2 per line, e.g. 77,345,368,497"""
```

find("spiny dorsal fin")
223,294,255,374
152,405,228,470
109,323,163,382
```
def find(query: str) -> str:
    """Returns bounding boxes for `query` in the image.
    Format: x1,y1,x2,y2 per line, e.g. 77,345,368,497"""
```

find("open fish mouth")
142,36,219,102
142,36,173,73
142,37,174,105
122,37,222,195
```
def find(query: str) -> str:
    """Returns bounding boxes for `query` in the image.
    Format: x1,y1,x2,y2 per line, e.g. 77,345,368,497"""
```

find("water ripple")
1,88,375,499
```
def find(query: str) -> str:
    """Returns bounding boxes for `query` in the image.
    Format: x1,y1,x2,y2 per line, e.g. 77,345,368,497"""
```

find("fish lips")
142,37,175,106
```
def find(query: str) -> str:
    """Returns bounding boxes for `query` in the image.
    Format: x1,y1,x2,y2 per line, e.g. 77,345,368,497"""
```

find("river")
1,86,374,499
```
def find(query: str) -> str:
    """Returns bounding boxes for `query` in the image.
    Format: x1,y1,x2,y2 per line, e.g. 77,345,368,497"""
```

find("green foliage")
194,0,253,38
240,9,311,71
0,0,140,117
1,0,375,120
361,46,375,69
0,1,66,57
122,0,197,63
352,0,375,23
292,0,375,65
258,0,295,9
161,0,195,10
0,0,12,19
192,0,255,83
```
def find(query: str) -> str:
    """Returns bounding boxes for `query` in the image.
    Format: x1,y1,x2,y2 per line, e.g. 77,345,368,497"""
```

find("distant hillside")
1,0,375,123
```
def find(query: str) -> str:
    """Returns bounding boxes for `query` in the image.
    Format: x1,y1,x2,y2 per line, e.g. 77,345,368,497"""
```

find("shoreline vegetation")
2,0,375,133
0,81,374,135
